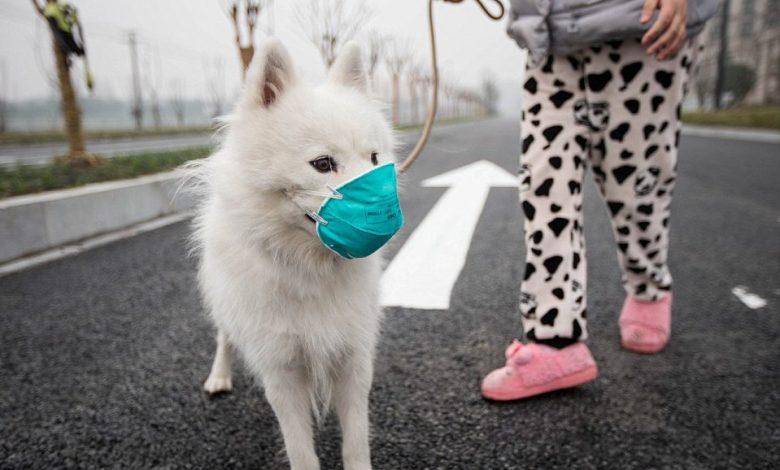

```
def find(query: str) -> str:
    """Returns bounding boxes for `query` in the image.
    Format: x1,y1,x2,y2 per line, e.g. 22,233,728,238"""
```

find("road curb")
0,211,194,277
0,171,194,268
682,124,780,144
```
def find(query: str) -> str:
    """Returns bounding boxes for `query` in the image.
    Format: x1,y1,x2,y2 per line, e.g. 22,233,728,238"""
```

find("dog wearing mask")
187,39,401,470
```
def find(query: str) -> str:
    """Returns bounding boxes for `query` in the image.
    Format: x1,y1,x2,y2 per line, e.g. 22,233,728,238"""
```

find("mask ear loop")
295,185,343,200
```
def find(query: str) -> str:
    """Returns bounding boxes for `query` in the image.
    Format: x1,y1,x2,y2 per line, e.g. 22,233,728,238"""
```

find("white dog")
190,39,395,470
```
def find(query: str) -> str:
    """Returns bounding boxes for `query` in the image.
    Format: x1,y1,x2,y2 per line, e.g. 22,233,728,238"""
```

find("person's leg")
517,54,592,347
482,53,598,400
583,39,697,352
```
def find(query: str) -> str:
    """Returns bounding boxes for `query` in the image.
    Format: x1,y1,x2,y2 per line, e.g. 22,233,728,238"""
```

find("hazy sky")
0,0,527,112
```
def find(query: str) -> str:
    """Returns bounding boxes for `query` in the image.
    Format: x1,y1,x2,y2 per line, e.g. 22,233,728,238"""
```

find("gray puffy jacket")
507,0,720,66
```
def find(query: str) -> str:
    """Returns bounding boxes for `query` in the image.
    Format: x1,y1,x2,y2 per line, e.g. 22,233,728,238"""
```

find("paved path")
1,119,778,468
0,133,214,166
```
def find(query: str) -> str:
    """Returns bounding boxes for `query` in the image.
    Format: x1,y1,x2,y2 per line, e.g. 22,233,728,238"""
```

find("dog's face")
224,39,396,238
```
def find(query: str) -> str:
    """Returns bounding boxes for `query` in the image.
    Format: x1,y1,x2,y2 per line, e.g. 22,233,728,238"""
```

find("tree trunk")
239,46,254,80
408,79,418,125
0,100,6,133
391,75,400,126
52,37,95,165
419,82,428,125
152,102,161,129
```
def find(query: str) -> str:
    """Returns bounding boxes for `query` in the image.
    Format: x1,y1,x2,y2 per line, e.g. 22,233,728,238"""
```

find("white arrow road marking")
732,286,767,310
380,160,517,309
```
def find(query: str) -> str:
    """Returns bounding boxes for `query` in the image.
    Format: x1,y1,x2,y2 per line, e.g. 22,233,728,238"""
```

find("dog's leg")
204,329,233,395
333,352,373,470
264,366,320,470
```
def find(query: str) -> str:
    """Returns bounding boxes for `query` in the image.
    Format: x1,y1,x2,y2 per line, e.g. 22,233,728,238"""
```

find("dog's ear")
244,39,296,108
328,41,367,93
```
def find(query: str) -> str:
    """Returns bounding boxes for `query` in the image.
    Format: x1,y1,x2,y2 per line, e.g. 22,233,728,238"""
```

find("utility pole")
128,31,143,129
714,0,730,110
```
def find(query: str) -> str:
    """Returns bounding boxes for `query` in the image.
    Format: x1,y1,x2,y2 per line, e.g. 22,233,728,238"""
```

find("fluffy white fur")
189,39,395,470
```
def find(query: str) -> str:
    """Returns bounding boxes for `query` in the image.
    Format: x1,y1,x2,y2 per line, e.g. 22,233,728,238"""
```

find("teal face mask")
294,162,404,259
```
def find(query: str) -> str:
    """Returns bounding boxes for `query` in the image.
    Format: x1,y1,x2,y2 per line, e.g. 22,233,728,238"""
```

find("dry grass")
0,146,212,199
682,106,780,131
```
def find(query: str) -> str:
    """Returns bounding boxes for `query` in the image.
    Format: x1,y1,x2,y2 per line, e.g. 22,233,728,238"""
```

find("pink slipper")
481,340,598,401
619,293,672,354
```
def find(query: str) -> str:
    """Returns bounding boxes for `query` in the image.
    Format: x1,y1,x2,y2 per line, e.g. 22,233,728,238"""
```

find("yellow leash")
397,0,505,173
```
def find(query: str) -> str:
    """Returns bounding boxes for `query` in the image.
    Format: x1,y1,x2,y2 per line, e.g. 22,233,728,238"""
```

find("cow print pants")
518,39,696,348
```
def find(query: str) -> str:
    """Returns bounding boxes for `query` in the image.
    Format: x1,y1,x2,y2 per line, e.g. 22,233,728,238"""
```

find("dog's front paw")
203,374,233,395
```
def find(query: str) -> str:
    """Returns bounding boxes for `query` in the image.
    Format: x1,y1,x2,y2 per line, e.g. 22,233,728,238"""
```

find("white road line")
380,160,516,309
732,286,768,309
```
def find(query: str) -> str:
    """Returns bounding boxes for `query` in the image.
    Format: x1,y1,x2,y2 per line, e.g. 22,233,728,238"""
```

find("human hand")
640,0,688,60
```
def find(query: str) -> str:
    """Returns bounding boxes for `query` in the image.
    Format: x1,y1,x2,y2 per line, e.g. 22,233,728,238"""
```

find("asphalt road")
1,118,778,469
0,133,214,166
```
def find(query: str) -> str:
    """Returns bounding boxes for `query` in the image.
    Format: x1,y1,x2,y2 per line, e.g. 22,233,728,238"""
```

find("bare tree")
438,73,451,120
442,79,461,120
365,30,385,89
693,65,715,108
384,38,410,126
481,72,499,116
417,71,431,126
128,31,143,130
145,49,164,129
0,59,8,133
406,61,423,125
169,79,186,127
33,21,59,91
297,0,372,69
148,92,161,129
228,0,263,79
465,90,483,118
30,0,97,165
447,85,460,119
204,58,226,119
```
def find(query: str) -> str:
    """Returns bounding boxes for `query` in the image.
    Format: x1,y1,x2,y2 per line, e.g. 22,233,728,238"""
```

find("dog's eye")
310,156,336,173
370,152,378,166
